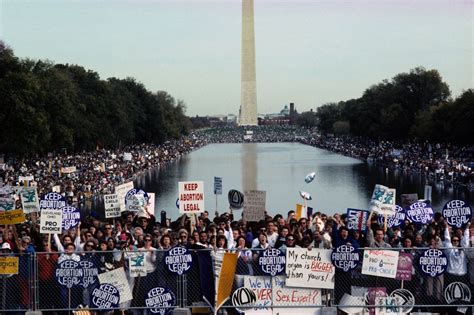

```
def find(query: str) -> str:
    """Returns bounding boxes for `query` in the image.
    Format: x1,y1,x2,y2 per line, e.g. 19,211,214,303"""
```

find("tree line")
0,42,191,156
298,67,473,144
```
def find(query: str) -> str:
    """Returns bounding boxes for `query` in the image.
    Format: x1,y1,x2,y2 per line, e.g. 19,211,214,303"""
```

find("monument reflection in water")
139,143,473,220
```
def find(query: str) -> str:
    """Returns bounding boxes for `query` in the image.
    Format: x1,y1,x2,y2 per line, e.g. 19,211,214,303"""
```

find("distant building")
258,102,298,125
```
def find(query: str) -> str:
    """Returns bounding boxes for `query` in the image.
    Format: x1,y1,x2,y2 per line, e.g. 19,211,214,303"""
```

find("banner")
243,190,266,222
216,252,238,310
98,267,133,303
104,194,121,218
40,209,63,234
178,181,205,214
286,248,335,289
0,209,25,225
361,249,399,279
114,181,134,212
19,187,40,213
346,208,369,232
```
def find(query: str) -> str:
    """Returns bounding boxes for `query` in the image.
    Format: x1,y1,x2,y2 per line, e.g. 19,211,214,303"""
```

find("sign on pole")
19,187,40,213
178,181,205,214
40,209,62,234
346,208,369,232
362,250,399,279
214,177,222,195
243,190,266,222
104,194,121,218
114,181,134,212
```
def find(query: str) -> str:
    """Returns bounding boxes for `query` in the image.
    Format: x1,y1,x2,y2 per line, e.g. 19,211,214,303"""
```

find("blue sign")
40,192,67,211
442,200,472,228
145,287,176,315
91,283,120,309
55,258,99,288
406,202,434,224
258,248,285,276
377,205,405,228
61,205,80,230
418,249,447,277
164,246,192,275
331,245,360,272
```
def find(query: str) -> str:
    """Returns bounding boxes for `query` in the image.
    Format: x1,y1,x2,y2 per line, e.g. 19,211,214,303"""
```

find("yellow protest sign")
0,257,19,275
0,209,25,225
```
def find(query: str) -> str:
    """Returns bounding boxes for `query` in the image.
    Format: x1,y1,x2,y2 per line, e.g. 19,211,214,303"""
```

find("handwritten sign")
244,276,273,312
331,245,360,272
98,267,132,303
417,249,447,277
286,248,335,289
361,250,399,279
104,194,121,218
347,208,369,231
244,190,266,222
258,248,286,276
40,209,62,234
178,181,204,214
145,287,176,315
91,283,120,309
406,202,434,224
442,200,472,228
272,275,321,307
164,246,192,275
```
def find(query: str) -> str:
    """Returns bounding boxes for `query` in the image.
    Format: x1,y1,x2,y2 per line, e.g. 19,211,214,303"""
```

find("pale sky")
1,0,472,116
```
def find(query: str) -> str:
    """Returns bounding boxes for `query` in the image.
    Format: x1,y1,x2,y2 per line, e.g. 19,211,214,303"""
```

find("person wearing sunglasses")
443,220,470,287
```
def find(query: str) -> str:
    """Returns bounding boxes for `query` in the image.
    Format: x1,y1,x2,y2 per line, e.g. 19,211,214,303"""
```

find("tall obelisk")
239,0,258,126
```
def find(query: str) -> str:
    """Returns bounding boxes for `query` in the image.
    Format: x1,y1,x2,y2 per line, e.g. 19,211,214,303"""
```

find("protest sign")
0,209,25,225
379,189,396,215
286,248,335,289
19,187,40,213
61,205,80,230
104,194,121,218
52,185,61,193
444,282,471,311
114,181,134,212
129,253,147,277
91,283,120,310
366,287,387,315
0,257,19,275
374,296,399,315
395,253,413,281
125,189,147,212
145,287,176,315
178,181,204,214
40,209,62,234
418,249,447,277
361,250,399,279
40,192,67,211
390,289,415,314
369,184,389,212
232,287,257,312
0,197,15,211
18,175,34,183
442,200,472,228
214,177,222,195
331,245,360,272
147,192,155,214
346,208,369,231
406,202,434,224
339,293,366,315
60,166,77,174
164,246,192,275
272,275,322,315
228,189,244,209
243,190,266,222
55,259,99,288
258,248,286,276
377,205,405,229
244,276,273,314
400,193,418,209
123,152,132,161
98,267,133,303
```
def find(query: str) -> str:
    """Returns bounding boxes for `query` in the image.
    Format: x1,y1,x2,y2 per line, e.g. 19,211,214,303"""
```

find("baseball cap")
1,243,11,250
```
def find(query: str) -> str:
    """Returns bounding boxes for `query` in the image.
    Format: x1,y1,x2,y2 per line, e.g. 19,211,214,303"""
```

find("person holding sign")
442,220,470,285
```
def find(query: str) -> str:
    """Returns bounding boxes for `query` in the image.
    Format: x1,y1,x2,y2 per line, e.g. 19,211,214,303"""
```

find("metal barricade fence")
1,247,473,313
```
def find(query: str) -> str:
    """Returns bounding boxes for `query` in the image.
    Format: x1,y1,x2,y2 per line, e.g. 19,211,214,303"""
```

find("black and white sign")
258,248,285,276
444,282,471,305
390,289,415,314
104,194,121,218
164,246,192,275
331,245,360,272
417,249,447,277
406,202,434,224
228,189,244,210
91,283,120,309
55,259,99,288
40,209,62,234
442,200,472,228
232,287,257,312
145,287,176,315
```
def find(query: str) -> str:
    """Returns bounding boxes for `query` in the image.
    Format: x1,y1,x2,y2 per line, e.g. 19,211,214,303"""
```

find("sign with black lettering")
40,209,62,234
178,181,204,214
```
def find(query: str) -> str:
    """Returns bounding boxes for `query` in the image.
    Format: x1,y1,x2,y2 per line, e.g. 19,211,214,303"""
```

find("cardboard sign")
0,257,19,274
243,190,266,222
98,267,133,303
361,250,399,279
347,208,369,232
114,181,134,212
40,209,63,234
178,181,205,214
0,209,25,225
104,194,121,218
286,248,335,289
244,276,273,313
19,187,40,213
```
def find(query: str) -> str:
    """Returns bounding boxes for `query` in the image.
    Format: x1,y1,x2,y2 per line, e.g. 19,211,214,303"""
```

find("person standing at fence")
443,221,470,284
424,234,444,310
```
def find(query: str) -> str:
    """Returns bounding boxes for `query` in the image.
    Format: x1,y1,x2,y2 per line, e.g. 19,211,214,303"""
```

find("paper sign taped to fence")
243,276,273,314
272,275,321,307
40,209,62,234
286,248,335,289
178,181,204,214
98,267,133,303
362,250,399,279
0,256,19,274
104,194,121,218
244,190,266,222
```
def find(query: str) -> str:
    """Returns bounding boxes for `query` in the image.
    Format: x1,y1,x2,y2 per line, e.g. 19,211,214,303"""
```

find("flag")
197,250,215,308
216,252,238,311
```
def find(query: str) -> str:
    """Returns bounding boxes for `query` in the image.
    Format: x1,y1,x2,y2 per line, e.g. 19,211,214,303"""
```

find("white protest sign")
369,184,389,212
98,267,133,303
146,192,155,214
272,276,322,315
18,175,34,183
52,185,61,193
178,181,204,214
19,187,40,213
104,194,121,218
243,190,266,222
243,276,273,315
129,253,147,277
123,152,132,161
362,250,399,279
60,166,77,174
339,293,366,315
286,248,335,289
115,181,134,212
39,209,63,234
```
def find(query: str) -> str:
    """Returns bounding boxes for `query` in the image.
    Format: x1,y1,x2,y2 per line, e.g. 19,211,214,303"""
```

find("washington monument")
239,0,258,126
